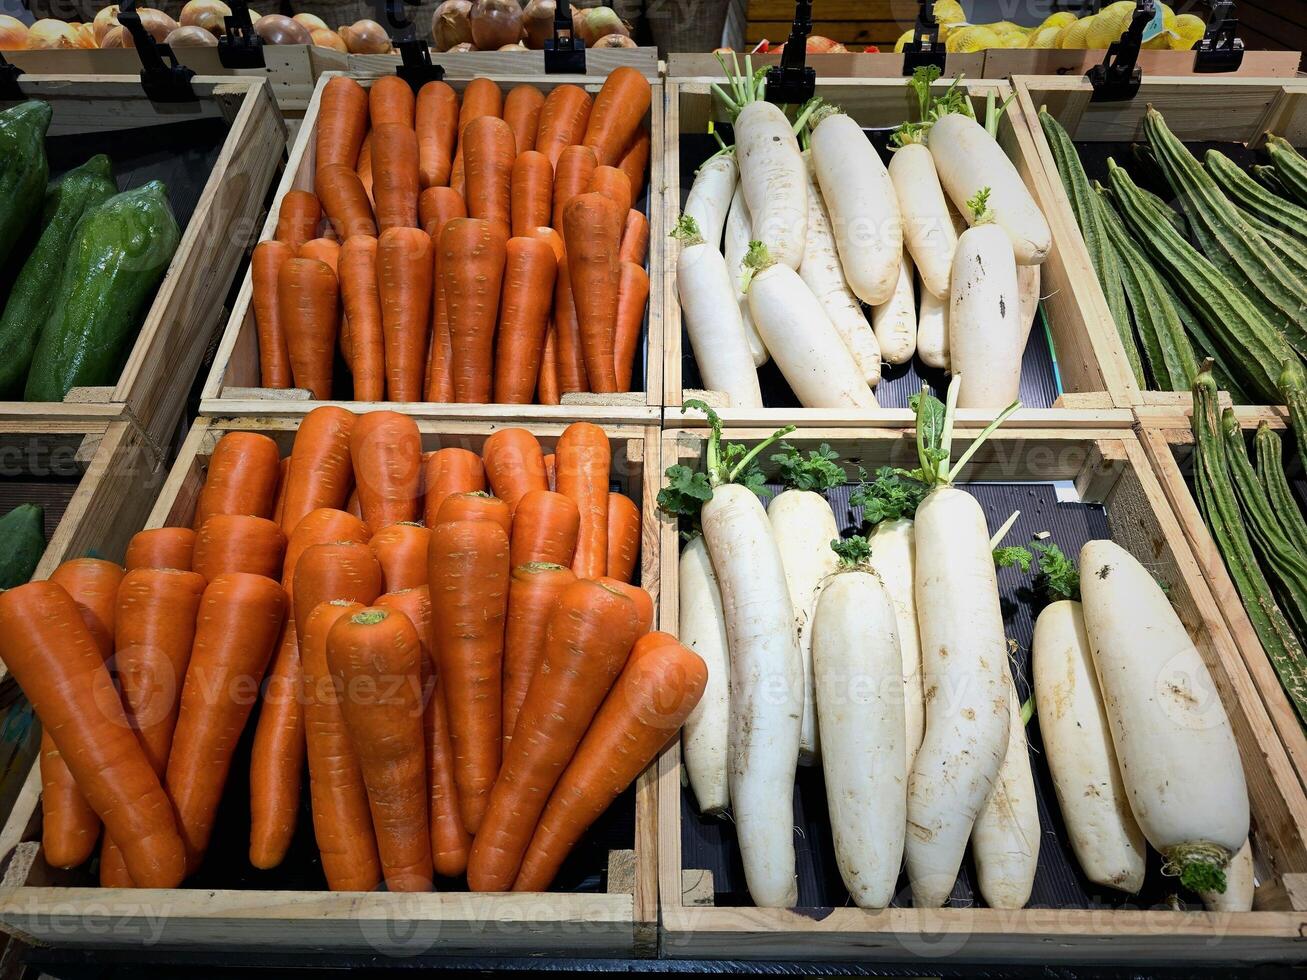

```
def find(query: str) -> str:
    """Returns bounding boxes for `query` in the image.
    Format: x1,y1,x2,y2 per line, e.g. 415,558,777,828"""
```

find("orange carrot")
0,582,185,888
293,540,384,639
510,489,579,568
613,260,649,392
248,621,300,870
317,165,377,239
273,457,290,526
600,577,654,635
451,78,504,194
417,80,459,189
280,406,356,534
482,428,548,514
538,325,560,405
588,165,632,216
526,225,565,261
276,190,323,252
282,507,370,600
563,193,624,392
193,515,286,581
436,491,512,536
372,123,420,231
420,191,468,402
428,518,510,834
493,237,557,403
376,227,433,400
166,572,286,874
300,598,382,891
464,115,515,242
49,557,121,657
618,127,650,201
419,186,466,237
466,578,641,891
544,453,556,490
422,448,485,525
252,240,294,388
357,133,374,204
513,632,706,891
510,150,552,239
125,527,195,572
502,562,576,744
316,76,369,174
551,144,597,232
535,85,592,170
605,492,640,583
295,236,347,373
553,253,588,394
583,67,651,167
279,257,339,399
556,421,610,578
347,489,363,520
328,607,432,891
441,218,508,403
619,208,648,265
339,235,384,400
370,74,416,128
503,85,544,155
194,431,282,529
350,410,423,531
423,649,469,877
369,522,430,592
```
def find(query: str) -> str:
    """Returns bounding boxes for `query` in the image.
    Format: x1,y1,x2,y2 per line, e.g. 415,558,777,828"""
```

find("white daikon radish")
1033,598,1145,894
1018,263,1041,349
679,534,732,816
872,247,917,366
1201,840,1254,912
917,280,949,371
744,244,878,409
810,105,903,305
905,377,1021,908
1080,538,1250,895
684,152,737,251
949,190,1022,411
866,518,925,773
724,183,768,366
971,667,1039,910
673,214,764,409
929,111,1051,266
799,150,881,385
889,138,957,299
811,544,906,909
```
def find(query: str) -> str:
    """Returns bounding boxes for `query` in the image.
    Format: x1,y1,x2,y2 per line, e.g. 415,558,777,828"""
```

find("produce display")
662,386,1253,911
0,410,705,892
0,100,179,401
676,65,1048,410
252,70,652,403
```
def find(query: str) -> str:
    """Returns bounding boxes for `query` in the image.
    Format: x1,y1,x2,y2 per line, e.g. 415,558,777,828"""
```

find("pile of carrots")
0,409,706,892
252,69,653,405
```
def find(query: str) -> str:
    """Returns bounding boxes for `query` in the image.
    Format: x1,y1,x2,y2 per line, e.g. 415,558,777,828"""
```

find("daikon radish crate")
0,414,665,957
1013,75,1307,415
661,77,1139,431
655,424,1307,964
201,71,665,426
0,75,285,462
1138,408,1307,801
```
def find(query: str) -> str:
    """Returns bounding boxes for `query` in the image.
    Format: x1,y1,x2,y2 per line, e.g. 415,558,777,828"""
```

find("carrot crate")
661,77,1138,430
1014,75,1307,415
0,76,285,461
0,415,664,957
654,424,1307,964
201,71,664,425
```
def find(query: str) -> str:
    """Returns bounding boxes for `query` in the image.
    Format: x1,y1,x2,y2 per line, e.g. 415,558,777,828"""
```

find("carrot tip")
351,609,388,625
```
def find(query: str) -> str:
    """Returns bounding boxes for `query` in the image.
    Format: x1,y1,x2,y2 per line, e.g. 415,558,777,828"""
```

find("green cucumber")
1206,149,1307,240
1253,421,1307,557
0,101,52,269
0,155,117,397
0,503,45,588
24,180,180,402
1266,136,1307,208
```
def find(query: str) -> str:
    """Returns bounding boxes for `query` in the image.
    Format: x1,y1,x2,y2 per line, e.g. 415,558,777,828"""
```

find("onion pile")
339,18,390,53
468,0,521,50
166,25,217,45
254,13,310,45
179,0,230,35
0,14,27,49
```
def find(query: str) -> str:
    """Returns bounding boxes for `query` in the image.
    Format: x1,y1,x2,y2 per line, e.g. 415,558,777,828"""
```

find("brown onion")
292,12,327,31
25,19,79,48
447,40,474,51
100,24,126,45
340,18,390,52
93,5,120,42
135,8,180,41
592,32,635,47
166,24,217,44
573,5,627,46
309,27,346,51
180,0,229,34
0,14,27,49
521,0,552,48
469,0,520,50
497,41,525,49
254,13,311,44
431,0,471,50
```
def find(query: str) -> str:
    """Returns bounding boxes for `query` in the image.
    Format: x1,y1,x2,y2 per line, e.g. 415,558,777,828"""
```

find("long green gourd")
1266,136,1307,208
1206,148,1307,240
1253,422,1307,557
1282,361,1307,464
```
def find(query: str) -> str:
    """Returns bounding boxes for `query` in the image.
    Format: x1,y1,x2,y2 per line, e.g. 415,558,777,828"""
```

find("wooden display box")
201,71,664,426
654,424,1307,964
0,75,285,462
1014,75,1307,414
345,47,660,80
660,77,1138,430
0,415,663,957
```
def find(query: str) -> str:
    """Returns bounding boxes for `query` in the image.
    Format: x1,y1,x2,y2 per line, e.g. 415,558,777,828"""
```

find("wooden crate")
661,77,1139,429
985,49,1302,79
0,415,664,957
667,52,987,78
345,47,661,80
655,424,1307,963
201,71,664,426
0,75,285,462
1013,75,1307,414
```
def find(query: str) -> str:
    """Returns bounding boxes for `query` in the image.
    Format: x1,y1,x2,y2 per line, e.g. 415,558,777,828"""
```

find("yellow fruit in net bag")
933,0,966,25
894,28,914,53
1029,24,1063,49
946,25,1000,53
1040,11,1078,30
1058,15,1096,49
1171,13,1205,49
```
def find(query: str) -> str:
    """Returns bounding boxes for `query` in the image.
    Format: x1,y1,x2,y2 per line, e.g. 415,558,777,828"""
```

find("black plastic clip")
544,2,585,75
218,0,265,70
765,0,815,105
1193,0,1244,73
1087,0,1152,102
119,0,197,103
902,0,946,75
0,49,23,103
384,0,444,90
